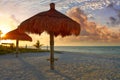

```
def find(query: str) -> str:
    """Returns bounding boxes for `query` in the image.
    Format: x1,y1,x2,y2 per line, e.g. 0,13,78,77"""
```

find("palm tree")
33,40,43,49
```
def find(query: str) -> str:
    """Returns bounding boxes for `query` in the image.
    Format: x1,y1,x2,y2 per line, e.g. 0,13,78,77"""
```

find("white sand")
0,52,120,80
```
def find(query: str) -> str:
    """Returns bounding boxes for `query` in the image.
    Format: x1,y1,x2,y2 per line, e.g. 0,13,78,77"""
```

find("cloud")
107,2,114,8
87,14,95,20
109,16,117,25
0,13,21,32
10,15,20,24
66,7,120,42
107,3,120,26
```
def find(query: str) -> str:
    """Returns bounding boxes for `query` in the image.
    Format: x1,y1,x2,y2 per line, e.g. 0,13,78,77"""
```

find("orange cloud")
66,7,120,43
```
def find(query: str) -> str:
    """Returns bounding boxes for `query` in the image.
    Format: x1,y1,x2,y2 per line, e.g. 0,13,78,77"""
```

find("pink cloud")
66,7,120,42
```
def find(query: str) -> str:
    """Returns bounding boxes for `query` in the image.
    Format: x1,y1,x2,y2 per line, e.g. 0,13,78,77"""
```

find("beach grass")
0,45,49,55
0,45,13,55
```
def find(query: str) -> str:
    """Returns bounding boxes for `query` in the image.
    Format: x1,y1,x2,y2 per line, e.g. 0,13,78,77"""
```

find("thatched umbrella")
18,3,80,70
2,29,32,57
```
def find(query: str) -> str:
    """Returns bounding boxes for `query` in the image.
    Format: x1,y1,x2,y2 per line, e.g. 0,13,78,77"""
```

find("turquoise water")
45,46,120,54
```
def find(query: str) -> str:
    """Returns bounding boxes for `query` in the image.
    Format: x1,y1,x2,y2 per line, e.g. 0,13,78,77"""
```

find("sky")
0,0,120,46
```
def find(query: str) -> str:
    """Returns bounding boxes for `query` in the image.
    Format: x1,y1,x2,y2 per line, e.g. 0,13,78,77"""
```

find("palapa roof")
2,29,32,41
18,3,80,37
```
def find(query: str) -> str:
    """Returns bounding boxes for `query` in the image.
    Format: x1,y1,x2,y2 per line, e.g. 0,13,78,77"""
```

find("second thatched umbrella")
2,29,32,57
18,3,80,70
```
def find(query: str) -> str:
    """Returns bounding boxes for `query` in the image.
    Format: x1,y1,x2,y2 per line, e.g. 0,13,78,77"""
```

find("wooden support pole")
16,40,19,57
50,33,54,70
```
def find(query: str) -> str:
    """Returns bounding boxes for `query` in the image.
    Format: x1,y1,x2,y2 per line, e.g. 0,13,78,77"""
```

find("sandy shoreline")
0,52,120,80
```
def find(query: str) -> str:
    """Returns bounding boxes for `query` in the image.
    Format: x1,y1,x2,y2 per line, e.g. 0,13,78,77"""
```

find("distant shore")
0,51,120,80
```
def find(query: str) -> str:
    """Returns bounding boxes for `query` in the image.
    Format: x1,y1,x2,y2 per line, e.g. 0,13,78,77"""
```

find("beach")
0,52,120,80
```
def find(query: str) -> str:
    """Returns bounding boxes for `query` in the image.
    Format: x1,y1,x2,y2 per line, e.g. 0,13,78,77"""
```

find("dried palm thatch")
18,3,80,70
2,29,32,57
3,29,32,41
18,3,80,37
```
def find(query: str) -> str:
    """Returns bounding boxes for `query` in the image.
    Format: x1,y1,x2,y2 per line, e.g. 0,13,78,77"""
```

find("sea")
42,46,120,54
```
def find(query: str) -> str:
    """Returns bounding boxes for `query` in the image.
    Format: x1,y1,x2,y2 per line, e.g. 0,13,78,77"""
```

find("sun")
0,24,14,44
0,24,12,37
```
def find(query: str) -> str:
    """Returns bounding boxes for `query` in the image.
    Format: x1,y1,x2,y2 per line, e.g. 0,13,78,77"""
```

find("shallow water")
42,46,120,54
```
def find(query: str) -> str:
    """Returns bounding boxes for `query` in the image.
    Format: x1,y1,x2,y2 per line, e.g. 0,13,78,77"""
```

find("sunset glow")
0,25,12,37
0,24,14,44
